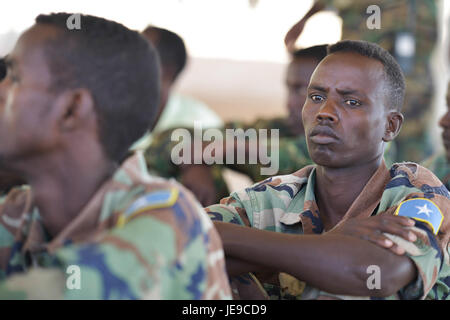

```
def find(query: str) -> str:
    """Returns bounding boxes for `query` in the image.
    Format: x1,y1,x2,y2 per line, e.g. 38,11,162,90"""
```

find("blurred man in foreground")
0,13,231,299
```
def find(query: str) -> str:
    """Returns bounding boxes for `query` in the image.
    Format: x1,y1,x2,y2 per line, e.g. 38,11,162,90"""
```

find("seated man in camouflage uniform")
422,81,450,190
0,13,231,299
207,40,450,300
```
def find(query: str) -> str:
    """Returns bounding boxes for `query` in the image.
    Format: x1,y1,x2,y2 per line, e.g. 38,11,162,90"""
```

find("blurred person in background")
131,25,223,152
422,81,450,190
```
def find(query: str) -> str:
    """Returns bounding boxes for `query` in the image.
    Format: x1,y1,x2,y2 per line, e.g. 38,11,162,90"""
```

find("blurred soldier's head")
141,26,187,125
439,81,450,161
286,45,327,134
0,13,160,174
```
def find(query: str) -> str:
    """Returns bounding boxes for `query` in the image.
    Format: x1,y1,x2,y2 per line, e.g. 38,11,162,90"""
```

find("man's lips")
309,126,339,145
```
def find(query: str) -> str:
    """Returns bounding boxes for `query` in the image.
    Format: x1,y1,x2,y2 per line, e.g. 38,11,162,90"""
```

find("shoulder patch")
394,198,444,235
116,188,179,227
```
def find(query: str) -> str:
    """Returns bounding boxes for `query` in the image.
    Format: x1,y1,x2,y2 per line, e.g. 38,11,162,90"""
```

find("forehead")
9,24,60,85
310,52,385,94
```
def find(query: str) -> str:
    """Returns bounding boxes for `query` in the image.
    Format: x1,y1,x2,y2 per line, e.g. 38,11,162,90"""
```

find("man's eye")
344,99,361,107
310,94,324,102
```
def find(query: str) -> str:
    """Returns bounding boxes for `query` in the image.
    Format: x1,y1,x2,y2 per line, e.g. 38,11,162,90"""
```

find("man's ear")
382,111,404,142
52,88,95,132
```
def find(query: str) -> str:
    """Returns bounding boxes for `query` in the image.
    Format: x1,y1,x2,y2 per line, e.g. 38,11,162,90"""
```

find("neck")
19,149,117,238
315,156,383,230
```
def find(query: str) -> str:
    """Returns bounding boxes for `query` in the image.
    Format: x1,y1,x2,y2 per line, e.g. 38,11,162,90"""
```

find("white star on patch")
415,204,432,217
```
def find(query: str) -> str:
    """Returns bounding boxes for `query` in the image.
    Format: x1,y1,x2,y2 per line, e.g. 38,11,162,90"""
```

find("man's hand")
326,214,417,255
180,165,218,207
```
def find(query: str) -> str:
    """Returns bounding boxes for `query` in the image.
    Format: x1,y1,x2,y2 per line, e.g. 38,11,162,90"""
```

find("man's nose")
316,99,338,123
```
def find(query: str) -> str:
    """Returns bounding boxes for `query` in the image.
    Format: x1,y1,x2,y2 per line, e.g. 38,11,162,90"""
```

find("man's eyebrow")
336,88,359,95
336,88,367,98
307,84,327,92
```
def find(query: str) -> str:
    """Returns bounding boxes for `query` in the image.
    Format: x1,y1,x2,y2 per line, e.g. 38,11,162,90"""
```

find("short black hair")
292,45,328,63
35,13,160,163
327,40,405,111
142,26,187,81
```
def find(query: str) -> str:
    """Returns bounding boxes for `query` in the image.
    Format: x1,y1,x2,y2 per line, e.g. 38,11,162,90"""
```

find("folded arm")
214,221,417,298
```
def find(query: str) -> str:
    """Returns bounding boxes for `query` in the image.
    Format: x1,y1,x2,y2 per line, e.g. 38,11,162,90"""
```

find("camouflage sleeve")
378,164,450,299
205,190,254,227
0,188,232,300
206,189,276,300
0,187,32,280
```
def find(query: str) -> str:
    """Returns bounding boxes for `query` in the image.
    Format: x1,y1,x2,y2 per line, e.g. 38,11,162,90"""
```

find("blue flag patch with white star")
394,198,444,235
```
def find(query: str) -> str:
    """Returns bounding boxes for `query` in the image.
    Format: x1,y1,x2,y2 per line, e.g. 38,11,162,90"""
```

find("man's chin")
310,151,340,168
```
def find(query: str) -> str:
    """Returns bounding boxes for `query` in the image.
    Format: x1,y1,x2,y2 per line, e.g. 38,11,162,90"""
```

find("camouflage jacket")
206,161,450,300
0,153,232,300
422,152,450,191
